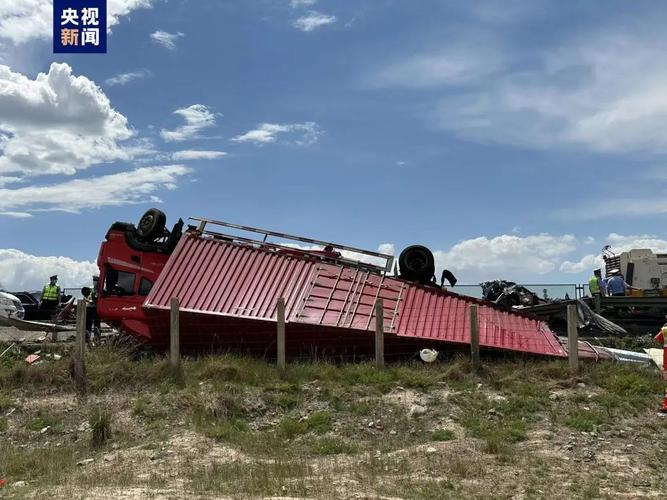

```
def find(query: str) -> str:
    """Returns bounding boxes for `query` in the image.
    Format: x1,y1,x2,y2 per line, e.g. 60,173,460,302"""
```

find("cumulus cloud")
170,150,227,161
160,105,217,142
560,254,603,274
0,62,134,176
293,12,336,32
560,233,667,274
0,165,191,213
232,122,321,146
433,234,578,282
0,249,98,290
105,69,151,86
0,0,153,45
150,30,184,50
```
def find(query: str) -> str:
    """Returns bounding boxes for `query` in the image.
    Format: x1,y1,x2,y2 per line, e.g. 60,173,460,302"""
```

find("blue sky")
2,0,667,289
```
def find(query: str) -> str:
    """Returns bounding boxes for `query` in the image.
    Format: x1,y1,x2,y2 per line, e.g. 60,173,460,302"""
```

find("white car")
0,291,25,320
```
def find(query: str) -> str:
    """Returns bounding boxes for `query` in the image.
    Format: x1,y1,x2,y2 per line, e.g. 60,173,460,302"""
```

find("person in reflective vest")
588,269,602,296
40,275,60,311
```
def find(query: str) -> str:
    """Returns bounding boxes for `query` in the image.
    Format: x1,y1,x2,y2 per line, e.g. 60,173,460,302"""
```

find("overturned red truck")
96,209,604,359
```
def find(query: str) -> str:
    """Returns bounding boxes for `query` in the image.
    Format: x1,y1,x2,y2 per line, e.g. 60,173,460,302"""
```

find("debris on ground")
25,353,40,364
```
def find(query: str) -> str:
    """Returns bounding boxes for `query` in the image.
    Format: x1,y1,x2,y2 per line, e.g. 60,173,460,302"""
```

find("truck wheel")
136,208,166,241
399,245,435,283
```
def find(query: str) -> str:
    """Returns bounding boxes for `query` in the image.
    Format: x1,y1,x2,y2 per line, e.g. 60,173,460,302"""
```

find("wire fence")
449,284,591,300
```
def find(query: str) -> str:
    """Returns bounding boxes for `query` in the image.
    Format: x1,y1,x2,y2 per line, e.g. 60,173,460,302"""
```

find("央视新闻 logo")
54,0,107,53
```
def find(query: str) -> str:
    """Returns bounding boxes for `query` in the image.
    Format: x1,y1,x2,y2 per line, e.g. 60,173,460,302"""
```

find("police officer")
40,275,60,310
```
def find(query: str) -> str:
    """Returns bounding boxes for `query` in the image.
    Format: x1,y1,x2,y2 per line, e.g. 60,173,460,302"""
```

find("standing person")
606,270,635,297
40,275,60,310
655,317,667,412
588,269,602,297
656,316,667,377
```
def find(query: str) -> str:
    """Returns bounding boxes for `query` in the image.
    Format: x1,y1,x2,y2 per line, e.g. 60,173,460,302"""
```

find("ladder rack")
189,216,395,274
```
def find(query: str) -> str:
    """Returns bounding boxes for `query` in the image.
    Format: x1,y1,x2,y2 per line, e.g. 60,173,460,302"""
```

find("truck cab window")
138,278,154,296
104,267,136,295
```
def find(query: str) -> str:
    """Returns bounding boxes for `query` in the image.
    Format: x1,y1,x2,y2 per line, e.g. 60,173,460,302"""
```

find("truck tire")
399,245,435,283
136,208,166,241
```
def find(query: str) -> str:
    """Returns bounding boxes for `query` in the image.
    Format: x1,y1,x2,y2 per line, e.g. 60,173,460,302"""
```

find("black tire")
399,245,435,283
136,208,166,241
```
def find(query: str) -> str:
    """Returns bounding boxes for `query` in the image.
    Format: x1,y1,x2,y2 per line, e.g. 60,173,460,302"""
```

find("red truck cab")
96,210,182,342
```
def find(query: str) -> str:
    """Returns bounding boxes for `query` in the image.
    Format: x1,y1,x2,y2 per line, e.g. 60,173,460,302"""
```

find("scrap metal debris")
576,299,627,336
480,280,542,307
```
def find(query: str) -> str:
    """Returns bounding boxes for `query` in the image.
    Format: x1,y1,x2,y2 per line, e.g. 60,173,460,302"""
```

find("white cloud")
290,0,317,7
0,211,31,218
293,12,336,32
560,254,603,274
560,233,667,274
0,165,191,213
160,105,217,142
232,122,321,146
371,22,667,154
0,0,153,45
171,150,227,161
105,69,151,86
377,243,395,256
150,30,184,50
371,45,505,89
0,62,134,176
0,176,22,187
0,248,97,290
557,197,667,221
434,234,578,282
605,233,667,253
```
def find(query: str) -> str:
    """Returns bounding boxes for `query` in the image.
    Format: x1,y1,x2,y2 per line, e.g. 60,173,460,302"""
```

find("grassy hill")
0,341,666,498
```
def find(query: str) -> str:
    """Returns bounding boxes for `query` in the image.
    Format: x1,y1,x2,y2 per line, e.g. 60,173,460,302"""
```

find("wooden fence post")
375,299,384,369
170,297,180,371
73,299,87,394
567,304,579,373
276,297,286,371
469,304,481,371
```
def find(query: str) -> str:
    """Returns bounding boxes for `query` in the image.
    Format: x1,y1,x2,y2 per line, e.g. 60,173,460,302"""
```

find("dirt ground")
0,343,666,499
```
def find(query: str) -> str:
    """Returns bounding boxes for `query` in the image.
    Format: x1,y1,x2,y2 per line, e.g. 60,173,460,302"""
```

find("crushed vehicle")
480,280,542,308
0,291,25,321
94,209,609,360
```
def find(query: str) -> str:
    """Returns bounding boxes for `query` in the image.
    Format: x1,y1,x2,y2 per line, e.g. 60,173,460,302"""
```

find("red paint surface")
144,233,567,357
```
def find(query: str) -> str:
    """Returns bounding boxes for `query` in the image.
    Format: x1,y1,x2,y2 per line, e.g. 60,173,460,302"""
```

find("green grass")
565,410,605,432
0,444,80,483
203,418,250,441
431,429,456,441
0,393,15,412
0,342,665,497
89,406,112,448
309,436,358,455
26,412,63,432
187,459,313,496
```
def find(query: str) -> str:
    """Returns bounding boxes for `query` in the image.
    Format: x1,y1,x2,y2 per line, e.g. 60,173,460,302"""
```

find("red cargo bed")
143,232,569,358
